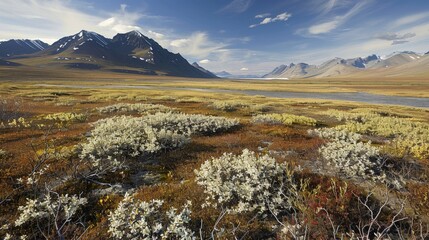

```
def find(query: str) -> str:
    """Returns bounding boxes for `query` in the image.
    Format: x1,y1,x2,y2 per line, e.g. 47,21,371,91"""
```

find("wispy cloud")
392,40,409,45
320,0,337,15
0,0,102,43
250,12,291,28
393,11,429,27
97,4,142,33
376,32,416,41
219,0,253,13
308,0,371,34
255,13,271,18
170,32,227,58
0,1,162,44
199,59,210,64
376,32,416,45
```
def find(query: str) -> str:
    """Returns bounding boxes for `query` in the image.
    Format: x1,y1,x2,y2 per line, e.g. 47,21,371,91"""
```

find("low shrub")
14,192,87,239
97,103,174,114
108,193,194,239
195,149,297,215
141,112,239,135
211,101,249,112
252,113,317,126
310,128,386,182
79,115,189,173
80,113,239,174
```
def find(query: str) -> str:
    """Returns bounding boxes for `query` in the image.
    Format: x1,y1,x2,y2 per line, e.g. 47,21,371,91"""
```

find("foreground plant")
309,128,394,185
79,115,188,175
195,149,298,215
108,193,194,240
141,112,240,135
324,109,429,160
79,113,238,176
252,113,317,126
15,191,87,239
97,103,174,114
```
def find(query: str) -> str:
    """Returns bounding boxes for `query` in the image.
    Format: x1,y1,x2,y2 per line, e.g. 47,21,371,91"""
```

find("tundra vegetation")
0,82,428,239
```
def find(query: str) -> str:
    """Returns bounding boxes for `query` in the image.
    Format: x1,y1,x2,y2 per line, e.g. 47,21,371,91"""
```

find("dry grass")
1,75,428,239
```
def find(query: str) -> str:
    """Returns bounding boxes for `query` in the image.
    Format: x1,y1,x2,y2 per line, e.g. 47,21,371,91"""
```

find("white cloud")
393,12,429,27
308,21,339,34
97,4,143,34
170,32,227,58
148,30,165,39
376,32,416,41
255,13,270,19
375,32,416,45
0,0,102,43
240,67,249,71
321,0,337,14
199,59,210,64
220,0,252,13
308,0,371,34
250,12,291,28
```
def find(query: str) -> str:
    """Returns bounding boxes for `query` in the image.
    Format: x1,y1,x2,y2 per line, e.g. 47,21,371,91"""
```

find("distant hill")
264,52,429,79
0,59,21,66
191,62,218,78
215,71,232,78
5,30,217,78
0,39,48,58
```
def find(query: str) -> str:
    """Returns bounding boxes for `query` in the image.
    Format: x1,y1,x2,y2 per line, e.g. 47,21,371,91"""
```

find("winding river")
35,84,429,109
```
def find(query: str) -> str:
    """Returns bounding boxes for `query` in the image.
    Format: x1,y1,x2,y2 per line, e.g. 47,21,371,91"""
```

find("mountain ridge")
264,52,429,79
0,39,49,58
1,30,216,78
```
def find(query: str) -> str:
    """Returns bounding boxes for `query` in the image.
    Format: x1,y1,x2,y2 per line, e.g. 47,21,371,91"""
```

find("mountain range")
0,39,49,58
1,30,428,79
0,30,216,78
264,51,429,79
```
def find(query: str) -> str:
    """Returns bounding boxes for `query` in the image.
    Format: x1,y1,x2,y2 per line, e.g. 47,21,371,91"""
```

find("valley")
1,2,429,238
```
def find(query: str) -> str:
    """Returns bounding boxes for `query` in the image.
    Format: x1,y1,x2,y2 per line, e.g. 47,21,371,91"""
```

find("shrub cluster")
323,109,380,122
310,128,386,182
0,117,31,129
195,149,297,214
15,193,87,227
108,193,194,240
42,112,87,123
97,103,174,114
337,116,429,160
322,109,429,160
80,113,239,173
252,113,317,126
211,101,250,112
79,115,188,173
141,112,239,135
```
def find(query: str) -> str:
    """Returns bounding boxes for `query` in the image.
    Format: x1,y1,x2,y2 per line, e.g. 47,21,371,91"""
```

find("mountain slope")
0,59,21,66
191,62,218,78
264,52,426,79
371,52,421,69
13,30,216,78
0,39,48,58
215,71,233,78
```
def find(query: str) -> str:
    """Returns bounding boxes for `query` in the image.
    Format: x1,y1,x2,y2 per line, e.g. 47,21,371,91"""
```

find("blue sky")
1,0,429,74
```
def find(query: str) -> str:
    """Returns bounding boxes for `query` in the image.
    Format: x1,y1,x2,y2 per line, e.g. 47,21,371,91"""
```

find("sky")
1,0,429,75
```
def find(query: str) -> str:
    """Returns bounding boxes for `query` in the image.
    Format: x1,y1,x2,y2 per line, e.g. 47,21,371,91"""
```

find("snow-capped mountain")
42,30,112,59
264,52,428,79
0,39,48,58
10,30,216,78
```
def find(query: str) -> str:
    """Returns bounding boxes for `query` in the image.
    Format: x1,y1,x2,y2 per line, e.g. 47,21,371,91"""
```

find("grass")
0,73,429,239
1,65,429,97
